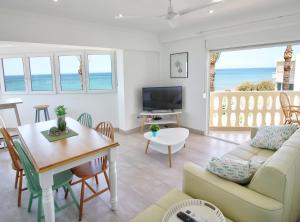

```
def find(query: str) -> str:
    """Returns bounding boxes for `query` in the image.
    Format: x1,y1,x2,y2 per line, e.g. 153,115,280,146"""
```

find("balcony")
209,91,300,143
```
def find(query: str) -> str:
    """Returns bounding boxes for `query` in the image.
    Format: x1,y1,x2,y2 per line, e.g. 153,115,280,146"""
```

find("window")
87,54,113,90
1,58,26,92
58,55,83,91
29,57,53,91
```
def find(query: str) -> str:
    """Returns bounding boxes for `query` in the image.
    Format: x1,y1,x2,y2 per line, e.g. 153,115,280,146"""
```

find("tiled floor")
0,132,237,222
209,130,251,144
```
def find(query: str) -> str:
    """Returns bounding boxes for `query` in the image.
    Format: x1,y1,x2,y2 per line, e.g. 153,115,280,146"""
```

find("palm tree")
283,45,293,91
209,52,220,92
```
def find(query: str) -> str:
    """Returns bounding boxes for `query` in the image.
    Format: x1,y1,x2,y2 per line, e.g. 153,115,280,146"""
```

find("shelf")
144,120,177,125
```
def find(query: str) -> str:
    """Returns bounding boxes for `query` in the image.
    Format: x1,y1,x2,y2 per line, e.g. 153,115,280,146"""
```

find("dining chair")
14,141,79,222
77,113,92,128
0,127,26,207
280,92,300,126
70,121,114,221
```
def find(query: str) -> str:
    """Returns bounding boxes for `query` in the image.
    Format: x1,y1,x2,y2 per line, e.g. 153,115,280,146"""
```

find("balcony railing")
210,91,300,129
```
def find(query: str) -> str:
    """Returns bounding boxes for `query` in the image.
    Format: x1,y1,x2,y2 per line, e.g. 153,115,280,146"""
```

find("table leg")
108,148,118,210
39,172,55,222
13,105,21,126
145,140,150,154
168,145,172,168
176,114,180,127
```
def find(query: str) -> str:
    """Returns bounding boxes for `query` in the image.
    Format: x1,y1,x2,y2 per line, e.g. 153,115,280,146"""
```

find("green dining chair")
14,141,79,222
77,113,92,128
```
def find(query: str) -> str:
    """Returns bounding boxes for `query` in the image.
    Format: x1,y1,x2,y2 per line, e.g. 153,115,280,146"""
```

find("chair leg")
37,196,42,222
28,193,34,212
15,170,19,189
18,170,23,207
66,184,79,209
79,179,85,221
95,175,99,185
64,181,71,199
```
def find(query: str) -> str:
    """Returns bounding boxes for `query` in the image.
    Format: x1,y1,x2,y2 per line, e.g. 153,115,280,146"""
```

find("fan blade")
115,15,162,20
178,0,223,16
167,20,177,29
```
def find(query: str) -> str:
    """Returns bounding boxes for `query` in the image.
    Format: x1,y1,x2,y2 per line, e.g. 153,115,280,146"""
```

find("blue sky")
216,45,300,69
2,54,112,76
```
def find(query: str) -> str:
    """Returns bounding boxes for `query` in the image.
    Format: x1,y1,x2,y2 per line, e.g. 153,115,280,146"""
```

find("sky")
2,54,112,76
216,44,300,69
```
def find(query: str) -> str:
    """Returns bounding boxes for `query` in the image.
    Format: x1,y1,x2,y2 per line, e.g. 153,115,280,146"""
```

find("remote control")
176,211,197,222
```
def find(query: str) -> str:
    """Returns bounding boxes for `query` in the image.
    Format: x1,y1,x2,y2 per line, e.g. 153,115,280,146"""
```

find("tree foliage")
236,80,275,91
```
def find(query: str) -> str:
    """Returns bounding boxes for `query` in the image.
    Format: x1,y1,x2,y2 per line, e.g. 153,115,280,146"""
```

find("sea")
4,73,112,91
4,68,275,92
215,67,275,91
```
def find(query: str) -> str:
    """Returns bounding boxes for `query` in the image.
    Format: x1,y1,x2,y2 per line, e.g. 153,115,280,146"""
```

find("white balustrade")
210,91,300,129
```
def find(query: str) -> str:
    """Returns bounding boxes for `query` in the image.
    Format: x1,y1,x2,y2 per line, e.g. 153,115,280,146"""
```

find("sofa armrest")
183,162,283,222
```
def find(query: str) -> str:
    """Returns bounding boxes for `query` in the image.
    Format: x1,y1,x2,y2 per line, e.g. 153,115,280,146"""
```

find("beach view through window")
215,45,300,91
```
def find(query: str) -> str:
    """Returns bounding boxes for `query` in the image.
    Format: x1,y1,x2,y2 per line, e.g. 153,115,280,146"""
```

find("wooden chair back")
77,113,93,128
0,128,22,170
280,92,292,119
95,122,114,141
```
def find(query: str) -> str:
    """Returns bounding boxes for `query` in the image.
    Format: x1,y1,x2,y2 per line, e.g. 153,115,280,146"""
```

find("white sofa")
131,128,300,222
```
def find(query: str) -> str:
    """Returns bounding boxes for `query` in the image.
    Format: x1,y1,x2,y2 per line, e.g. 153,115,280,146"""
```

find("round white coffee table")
144,128,189,167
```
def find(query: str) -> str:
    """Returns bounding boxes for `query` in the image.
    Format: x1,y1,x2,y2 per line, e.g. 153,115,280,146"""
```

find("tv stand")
139,111,182,133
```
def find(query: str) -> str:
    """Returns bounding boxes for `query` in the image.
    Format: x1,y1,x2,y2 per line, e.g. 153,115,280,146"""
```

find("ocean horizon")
4,72,112,91
215,67,275,91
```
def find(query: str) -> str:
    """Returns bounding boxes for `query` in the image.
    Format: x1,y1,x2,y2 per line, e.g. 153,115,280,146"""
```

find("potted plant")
150,124,160,137
55,105,67,131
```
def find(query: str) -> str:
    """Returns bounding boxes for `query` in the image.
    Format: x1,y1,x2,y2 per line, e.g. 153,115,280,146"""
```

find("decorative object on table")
55,105,67,131
41,128,78,142
170,52,188,78
162,199,226,222
150,124,160,137
207,157,262,184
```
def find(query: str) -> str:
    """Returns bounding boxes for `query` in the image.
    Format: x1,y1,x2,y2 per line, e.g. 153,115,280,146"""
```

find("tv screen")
142,86,182,111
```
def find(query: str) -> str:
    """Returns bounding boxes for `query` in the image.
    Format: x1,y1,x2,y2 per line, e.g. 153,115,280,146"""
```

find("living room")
0,0,300,222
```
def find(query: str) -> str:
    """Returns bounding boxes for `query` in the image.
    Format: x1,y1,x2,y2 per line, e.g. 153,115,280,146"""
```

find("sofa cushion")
223,141,274,163
250,125,298,150
207,157,261,184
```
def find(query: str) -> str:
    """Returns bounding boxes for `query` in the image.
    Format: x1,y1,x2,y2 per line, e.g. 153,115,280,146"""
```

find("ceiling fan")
115,0,224,28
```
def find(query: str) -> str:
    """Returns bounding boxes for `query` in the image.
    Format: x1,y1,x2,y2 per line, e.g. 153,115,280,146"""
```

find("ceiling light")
53,0,58,2
115,14,123,19
208,10,214,14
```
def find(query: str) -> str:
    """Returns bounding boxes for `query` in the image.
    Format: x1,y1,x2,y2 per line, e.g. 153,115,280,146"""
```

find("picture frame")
170,52,188,78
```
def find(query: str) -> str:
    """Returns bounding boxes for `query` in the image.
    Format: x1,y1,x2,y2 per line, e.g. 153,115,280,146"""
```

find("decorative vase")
57,115,67,131
151,131,157,137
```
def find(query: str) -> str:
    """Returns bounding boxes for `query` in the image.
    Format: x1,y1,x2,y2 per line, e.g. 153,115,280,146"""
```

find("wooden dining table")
17,117,119,222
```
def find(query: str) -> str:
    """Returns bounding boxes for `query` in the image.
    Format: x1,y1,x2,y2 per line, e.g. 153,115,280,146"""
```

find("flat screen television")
142,86,182,111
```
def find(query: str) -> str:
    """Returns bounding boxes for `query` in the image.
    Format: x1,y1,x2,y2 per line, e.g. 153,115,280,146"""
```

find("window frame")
26,54,56,94
84,51,116,93
0,55,28,94
54,52,86,94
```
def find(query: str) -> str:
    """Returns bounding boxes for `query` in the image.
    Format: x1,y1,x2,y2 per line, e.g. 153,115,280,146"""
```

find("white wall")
294,53,300,91
161,38,207,132
120,50,161,131
0,9,160,52
0,94,118,128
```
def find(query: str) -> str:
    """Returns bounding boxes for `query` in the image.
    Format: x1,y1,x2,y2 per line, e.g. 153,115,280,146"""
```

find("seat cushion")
71,159,102,178
130,189,234,222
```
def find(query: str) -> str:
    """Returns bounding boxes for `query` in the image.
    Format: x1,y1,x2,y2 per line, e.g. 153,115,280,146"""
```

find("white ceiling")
1,0,300,33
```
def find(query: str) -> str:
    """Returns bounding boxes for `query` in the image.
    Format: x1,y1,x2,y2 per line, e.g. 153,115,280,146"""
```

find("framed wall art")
170,52,188,78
